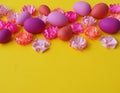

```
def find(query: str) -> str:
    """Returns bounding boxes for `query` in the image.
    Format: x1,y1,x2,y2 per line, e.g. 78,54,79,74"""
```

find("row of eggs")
24,1,120,34
0,1,120,43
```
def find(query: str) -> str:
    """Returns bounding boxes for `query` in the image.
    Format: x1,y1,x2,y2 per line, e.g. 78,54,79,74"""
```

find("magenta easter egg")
16,11,31,25
98,18,120,34
47,11,68,27
73,1,91,16
24,18,45,34
0,29,12,43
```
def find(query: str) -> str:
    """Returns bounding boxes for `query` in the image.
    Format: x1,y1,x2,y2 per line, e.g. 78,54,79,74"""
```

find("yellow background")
0,0,120,93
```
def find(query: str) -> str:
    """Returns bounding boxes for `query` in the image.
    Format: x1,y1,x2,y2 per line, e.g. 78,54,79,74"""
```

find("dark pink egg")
57,26,72,41
0,29,12,43
98,18,120,34
39,5,51,16
91,3,109,19
24,18,46,34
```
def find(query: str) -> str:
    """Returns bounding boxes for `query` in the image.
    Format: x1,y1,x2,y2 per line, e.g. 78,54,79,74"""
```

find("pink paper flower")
15,31,33,45
70,22,84,34
109,14,120,21
38,15,48,23
0,5,11,17
82,16,96,26
22,5,36,15
43,26,58,40
70,36,87,50
65,11,78,22
84,26,101,39
7,12,18,23
100,36,118,49
0,20,6,30
32,39,50,53
109,4,120,14
4,22,19,33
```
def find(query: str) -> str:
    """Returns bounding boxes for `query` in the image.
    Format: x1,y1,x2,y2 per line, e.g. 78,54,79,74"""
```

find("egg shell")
48,11,68,27
24,18,45,34
91,3,109,19
39,5,51,16
57,26,72,41
0,29,12,43
16,11,31,25
73,1,91,16
98,18,120,34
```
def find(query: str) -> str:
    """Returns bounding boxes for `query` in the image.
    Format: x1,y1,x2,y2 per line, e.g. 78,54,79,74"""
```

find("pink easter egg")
16,11,31,25
73,1,91,16
47,11,68,27
98,18,120,34
0,29,12,43
24,18,46,34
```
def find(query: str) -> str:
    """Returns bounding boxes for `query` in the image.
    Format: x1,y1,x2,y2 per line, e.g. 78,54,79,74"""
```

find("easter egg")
73,1,91,16
16,11,31,25
48,11,68,27
0,29,12,43
39,5,51,16
91,3,109,19
24,18,45,34
57,26,72,41
98,18,120,34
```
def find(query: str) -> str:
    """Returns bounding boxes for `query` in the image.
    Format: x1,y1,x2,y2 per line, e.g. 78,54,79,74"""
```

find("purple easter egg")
73,1,91,16
0,29,12,43
98,18,120,34
24,18,46,34
47,11,68,27
16,11,31,25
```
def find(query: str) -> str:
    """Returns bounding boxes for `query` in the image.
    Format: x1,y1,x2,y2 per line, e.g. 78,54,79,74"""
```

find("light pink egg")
16,11,31,25
47,11,68,27
73,1,91,16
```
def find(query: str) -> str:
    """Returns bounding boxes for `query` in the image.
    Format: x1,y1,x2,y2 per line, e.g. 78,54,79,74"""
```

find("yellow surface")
0,0,120,93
